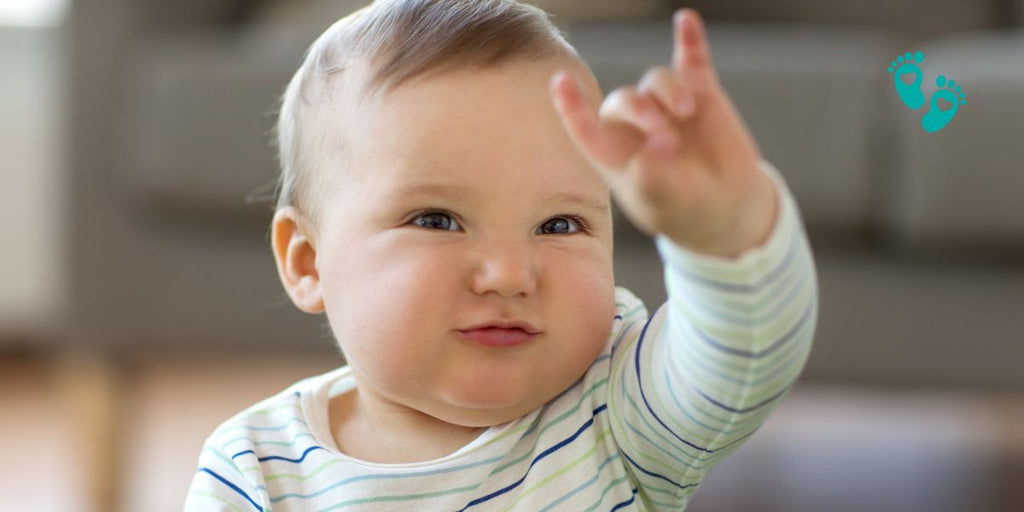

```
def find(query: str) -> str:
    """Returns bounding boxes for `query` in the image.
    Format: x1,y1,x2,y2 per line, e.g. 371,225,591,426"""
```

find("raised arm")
608,159,817,507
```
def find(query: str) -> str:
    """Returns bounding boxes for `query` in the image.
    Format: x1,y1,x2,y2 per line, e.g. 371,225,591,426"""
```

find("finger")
672,8,712,72
599,85,671,134
638,67,695,118
550,71,640,170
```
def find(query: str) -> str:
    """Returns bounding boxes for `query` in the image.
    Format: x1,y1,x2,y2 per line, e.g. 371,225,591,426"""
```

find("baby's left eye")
539,216,584,235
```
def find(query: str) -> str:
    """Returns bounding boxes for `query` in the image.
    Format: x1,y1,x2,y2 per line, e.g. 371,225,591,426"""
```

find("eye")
539,215,586,235
411,210,460,231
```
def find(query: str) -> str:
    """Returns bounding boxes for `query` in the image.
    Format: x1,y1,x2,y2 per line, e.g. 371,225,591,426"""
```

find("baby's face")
311,57,615,427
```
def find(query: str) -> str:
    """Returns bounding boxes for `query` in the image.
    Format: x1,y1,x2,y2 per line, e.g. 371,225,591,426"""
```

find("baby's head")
270,0,616,428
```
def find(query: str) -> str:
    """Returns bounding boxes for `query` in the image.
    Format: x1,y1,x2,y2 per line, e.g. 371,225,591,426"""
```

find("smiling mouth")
457,327,538,348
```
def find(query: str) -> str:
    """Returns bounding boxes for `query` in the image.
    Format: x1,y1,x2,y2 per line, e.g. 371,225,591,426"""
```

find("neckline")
300,366,530,469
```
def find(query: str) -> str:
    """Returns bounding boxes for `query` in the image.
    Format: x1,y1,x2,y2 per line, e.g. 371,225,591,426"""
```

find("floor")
1,351,1022,512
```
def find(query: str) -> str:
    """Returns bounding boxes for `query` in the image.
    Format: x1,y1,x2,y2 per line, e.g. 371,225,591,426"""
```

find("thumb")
549,71,640,171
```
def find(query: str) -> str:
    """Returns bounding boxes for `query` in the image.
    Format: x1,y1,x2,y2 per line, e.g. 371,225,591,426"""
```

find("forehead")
342,58,607,199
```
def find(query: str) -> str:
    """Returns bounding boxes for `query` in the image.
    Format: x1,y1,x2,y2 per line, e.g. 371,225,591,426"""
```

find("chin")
444,402,538,429
437,388,543,425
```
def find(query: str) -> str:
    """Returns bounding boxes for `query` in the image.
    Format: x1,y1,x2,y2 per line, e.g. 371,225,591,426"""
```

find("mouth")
457,327,539,348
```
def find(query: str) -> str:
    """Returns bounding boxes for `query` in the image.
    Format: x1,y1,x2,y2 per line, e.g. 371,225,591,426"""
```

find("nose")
469,236,538,298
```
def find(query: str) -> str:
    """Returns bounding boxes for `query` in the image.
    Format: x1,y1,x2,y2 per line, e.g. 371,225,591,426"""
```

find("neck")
329,385,486,464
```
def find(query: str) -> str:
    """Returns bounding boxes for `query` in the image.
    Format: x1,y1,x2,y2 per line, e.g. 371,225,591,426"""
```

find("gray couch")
66,0,1024,391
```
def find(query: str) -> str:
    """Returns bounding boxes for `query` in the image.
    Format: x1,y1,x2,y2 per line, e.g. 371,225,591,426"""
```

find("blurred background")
2,0,1023,510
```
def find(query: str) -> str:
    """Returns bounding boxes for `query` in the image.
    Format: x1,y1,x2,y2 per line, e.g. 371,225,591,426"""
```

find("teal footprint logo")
887,50,966,133
921,74,966,133
888,51,926,109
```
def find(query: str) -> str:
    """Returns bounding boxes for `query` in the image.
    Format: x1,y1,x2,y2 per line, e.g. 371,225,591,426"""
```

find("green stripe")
503,427,614,510
581,475,629,512
606,326,639,454
636,314,705,462
221,432,317,451
265,458,346,482
490,376,609,476
621,388,704,472
204,446,249,480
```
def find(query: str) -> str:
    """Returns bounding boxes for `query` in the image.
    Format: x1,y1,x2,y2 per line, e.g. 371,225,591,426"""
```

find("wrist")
668,167,779,259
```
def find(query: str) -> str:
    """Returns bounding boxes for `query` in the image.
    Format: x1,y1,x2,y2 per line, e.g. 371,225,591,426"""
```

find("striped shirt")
185,160,818,511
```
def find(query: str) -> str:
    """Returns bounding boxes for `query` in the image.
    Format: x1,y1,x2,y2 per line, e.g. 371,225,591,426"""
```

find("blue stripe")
694,297,813,358
670,254,809,327
270,454,508,503
632,316,715,454
258,445,324,463
695,379,795,414
456,404,608,511
631,314,766,452
620,451,698,492
620,400,701,472
231,450,255,460
679,323,808,388
608,486,640,511
663,369,756,434
197,467,264,511
538,453,620,512
618,370,705,467
231,445,324,463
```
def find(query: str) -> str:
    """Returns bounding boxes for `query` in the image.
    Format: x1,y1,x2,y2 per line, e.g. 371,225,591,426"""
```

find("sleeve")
607,160,819,507
184,435,268,512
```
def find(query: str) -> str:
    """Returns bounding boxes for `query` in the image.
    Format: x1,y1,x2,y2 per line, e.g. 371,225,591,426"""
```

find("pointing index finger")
671,9,685,71
672,8,709,72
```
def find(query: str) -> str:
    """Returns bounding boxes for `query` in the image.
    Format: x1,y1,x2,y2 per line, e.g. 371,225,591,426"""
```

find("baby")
186,1,818,510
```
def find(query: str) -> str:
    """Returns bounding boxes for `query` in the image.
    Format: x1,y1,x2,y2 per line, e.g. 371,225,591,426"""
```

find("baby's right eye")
412,211,460,231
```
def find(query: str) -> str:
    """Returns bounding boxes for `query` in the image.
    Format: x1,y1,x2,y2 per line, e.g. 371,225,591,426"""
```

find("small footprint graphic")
921,74,966,133
888,51,926,109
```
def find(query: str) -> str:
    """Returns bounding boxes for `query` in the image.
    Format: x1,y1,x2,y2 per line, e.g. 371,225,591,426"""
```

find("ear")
271,207,324,313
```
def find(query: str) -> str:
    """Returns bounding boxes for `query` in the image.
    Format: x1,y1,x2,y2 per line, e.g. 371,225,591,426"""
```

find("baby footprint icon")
888,51,926,109
921,75,966,133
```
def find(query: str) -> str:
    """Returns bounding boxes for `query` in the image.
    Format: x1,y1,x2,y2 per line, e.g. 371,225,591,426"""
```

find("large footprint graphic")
921,74,966,133
888,51,926,109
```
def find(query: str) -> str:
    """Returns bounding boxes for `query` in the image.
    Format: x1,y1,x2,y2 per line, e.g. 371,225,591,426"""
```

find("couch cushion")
250,0,369,34
251,0,664,33
118,27,318,227
525,0,663,23
128,0,255,29
880,31,1024,255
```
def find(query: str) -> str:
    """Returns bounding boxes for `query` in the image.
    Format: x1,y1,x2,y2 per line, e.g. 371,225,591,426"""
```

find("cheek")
547,249,617,344
320,243,457,370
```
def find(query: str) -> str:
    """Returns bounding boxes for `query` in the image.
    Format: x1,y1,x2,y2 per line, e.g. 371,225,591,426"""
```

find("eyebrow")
394,183,609,215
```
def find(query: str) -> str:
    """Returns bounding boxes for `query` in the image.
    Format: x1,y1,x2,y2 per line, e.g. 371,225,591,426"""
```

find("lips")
457,327,538,348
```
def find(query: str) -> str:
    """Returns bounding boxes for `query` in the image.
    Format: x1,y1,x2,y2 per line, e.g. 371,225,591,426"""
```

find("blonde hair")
272,0,578,234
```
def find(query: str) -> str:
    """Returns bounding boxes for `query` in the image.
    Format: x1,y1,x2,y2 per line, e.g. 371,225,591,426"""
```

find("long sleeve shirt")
185,159,818,511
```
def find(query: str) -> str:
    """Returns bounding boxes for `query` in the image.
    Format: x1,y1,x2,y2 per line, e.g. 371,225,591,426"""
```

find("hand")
550,8,778,258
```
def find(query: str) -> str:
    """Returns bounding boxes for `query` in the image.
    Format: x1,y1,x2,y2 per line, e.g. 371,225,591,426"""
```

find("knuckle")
639,68,660,87
600,87,638,115
639,68,679,98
